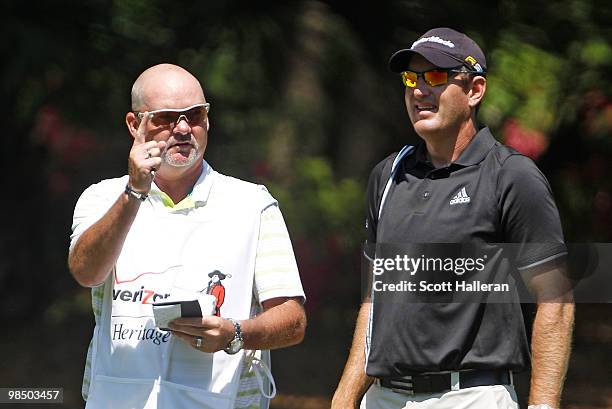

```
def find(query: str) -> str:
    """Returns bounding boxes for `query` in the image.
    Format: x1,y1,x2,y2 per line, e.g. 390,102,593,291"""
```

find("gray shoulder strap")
377,145,415,220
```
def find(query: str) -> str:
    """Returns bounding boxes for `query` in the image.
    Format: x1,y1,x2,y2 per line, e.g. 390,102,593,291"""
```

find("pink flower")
502,119,549,161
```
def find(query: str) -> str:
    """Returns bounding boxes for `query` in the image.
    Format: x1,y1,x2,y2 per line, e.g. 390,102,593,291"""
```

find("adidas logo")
450,187,471,205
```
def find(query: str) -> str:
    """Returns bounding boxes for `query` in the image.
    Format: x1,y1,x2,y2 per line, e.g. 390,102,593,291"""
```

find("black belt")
378,369,511,395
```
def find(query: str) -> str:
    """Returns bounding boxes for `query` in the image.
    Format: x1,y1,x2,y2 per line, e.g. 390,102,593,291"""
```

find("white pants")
361,382,519,409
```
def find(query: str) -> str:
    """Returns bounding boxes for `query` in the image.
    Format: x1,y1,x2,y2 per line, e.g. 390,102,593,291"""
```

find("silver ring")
146,150,152,159
195,336,203,349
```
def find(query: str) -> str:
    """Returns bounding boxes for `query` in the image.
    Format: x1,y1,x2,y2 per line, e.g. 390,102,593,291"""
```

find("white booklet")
152,293,216,330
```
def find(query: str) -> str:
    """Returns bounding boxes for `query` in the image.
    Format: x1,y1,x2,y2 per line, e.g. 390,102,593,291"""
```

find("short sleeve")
70,180,121,251
253,204,305,304
497,154,566,269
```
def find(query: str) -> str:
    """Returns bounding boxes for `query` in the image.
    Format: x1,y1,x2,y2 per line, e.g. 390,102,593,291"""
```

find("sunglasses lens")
185,106,206,123
151,112,179,127
424,70,448,86
401,71,418,88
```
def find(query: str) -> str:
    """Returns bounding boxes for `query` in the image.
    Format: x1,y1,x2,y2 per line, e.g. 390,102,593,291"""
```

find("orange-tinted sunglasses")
401,68,470,88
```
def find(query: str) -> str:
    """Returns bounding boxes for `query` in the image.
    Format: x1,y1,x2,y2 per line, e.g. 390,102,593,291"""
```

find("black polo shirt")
364,127,566,376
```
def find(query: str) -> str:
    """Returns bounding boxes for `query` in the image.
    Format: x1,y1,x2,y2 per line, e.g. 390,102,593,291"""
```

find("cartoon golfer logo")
201,270,231,316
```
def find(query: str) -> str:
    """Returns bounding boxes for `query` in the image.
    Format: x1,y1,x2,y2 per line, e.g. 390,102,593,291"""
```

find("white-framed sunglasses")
136,103,210,128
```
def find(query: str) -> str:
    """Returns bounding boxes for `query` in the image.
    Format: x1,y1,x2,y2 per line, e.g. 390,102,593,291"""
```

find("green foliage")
111,0,173,45
580,39,612,66
266,157,363,250
481,35,563,133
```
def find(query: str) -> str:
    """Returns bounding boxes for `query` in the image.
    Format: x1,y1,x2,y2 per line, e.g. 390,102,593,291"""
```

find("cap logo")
411,36,455,50
465,56,483,73
465,56,477,65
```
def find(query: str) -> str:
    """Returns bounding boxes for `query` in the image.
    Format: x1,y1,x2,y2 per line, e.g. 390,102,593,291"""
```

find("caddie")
69,63,306,409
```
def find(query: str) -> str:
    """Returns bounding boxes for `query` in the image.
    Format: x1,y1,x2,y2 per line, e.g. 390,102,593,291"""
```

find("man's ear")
468,76,486,108
125,112,139,139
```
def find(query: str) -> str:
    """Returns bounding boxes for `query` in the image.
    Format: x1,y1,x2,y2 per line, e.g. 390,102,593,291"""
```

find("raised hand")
127,112,167,193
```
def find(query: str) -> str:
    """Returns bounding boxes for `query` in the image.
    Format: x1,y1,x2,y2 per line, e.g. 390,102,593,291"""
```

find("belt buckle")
389,376,414,395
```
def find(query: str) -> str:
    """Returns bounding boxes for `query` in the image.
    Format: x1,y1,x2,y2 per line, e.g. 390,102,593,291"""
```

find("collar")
189,160,214,204
452,127,497,166
406,127,496,169
403,140,432,170
150,160,214,208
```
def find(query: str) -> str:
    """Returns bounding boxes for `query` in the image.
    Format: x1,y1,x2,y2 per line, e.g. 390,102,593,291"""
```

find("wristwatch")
124,184,148,201
224,319,244,355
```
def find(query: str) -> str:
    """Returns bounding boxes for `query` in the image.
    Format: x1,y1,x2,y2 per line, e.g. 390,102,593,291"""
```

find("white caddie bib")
84,175,274,409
